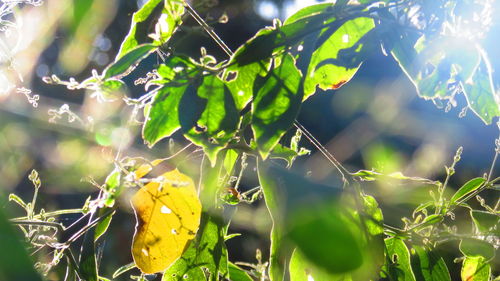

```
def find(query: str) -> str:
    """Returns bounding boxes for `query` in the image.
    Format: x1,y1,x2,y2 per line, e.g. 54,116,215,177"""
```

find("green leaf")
150,1,185,45
462,56,500,124
411,246,451,281
339,193,385,280
0,208,43,281
115,0,163,59
103,44,157,80
450,177,486,205
258,161,355,278
181,75,240,164
383,238,416,281
256,161,288,281
100,79,125,92
116,0,184,60
226,61,265,110
461,256,491,281
112,262,136,279
395,36,480,98
391,34,500,124
412,214,443,231
144,56,240,163
101,168,121,207
223,149,239,175
142,89,185,145
162,213,228,281
290,196,384,280
303,17,375,98
470,210,500,235
284,3,333,25
251,54,303,159
79,221,98,281
459,238,495,261
232,10,336,66
8,193,27,210
199,154,226,209
352,169,382,181
142,56,198,146
268,143,301,167
286,200,363,274
289,248,352,281
94,207,114,242
228,262,253,281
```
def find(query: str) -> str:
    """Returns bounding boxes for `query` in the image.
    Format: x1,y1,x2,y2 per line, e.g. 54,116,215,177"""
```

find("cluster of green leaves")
4,0,500,281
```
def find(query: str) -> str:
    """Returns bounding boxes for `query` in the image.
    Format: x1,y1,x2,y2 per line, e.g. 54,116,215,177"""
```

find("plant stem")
10,208,83,221
487,139,499,182
11,220,64,231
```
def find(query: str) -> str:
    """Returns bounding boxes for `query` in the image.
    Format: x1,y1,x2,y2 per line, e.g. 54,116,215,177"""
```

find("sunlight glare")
285,0,320,18
257,1,279,20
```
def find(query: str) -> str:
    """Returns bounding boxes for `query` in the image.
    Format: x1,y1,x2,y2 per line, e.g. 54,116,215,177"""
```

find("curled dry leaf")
131,169,202,274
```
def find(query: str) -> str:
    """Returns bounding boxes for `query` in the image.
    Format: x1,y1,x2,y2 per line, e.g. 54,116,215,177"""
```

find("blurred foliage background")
1,0,500,279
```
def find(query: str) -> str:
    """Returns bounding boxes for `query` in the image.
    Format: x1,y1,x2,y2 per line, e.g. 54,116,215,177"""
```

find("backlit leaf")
251,54,303,159
470,210,500,235
304,17,375,98
231,11,335,66
131,169,202,274
450,177,486,205
181,75,240,164
459,238,495,261
337,193,385,280
162,213,229,281
383,238,416,281
286,200,363,274
115,0,162,59
289,248,352,281
150,1,185,45
462,57,500,124
142,56,198,146
8,193,27,210
112,262,136,279
283,3,333,25
226,61,265,110
257,161,349,279
391,34,500,124
228,262,253,281
94,207,114,242
143,85,188,146
461,257,491,281
103,44,157,80
411,246,451,281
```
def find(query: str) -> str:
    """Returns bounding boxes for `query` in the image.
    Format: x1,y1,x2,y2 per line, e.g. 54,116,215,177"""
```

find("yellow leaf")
134,159,166,180
131,169,202,274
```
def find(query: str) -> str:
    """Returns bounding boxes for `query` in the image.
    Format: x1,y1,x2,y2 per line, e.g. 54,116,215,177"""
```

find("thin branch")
10,208,83,221
182,1,233,57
